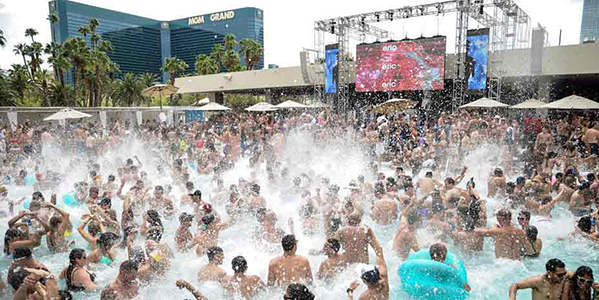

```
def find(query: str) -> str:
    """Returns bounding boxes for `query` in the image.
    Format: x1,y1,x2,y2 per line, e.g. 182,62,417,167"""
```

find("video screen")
355,37,446,92
325,44,339,94
466,28,489,90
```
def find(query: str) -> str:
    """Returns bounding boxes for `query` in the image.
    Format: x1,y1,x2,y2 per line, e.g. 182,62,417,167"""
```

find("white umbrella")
541,95,599,110
246,102,278,112
194,98,210,106
374,98,414,114
142,84,179,110
460,97,509,108
510,98,546,109
275,100,308,109
44,108,92,121
310,102,331,109
198,102,231,111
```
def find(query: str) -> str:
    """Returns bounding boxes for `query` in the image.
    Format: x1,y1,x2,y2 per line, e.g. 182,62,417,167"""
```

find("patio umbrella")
198,102,231,111
194,97,210,106
44,108,92,121
460,97,508,108
275,100,308,109
374,98,414,114
142,84,179,110
246,102,278,112
510,98,546,109
541,95,599,110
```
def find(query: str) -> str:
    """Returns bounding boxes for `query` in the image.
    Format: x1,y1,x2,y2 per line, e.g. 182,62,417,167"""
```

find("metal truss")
313,0,532,108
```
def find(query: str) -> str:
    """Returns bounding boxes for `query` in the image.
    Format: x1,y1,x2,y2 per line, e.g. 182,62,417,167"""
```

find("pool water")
0,131,595,300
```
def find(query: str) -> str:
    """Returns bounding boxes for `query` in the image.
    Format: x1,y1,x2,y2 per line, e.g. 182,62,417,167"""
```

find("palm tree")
49,81,75,107
113,73,144,106
8,64,30,104
222,49,243,72
223,34,237,51
88,19,100,49
0,29,6,48
24,28,39,43
13,43,31,77
48,52,71,86
0,69,16,106
161,57,188,86
29,42,44,78
36,70,54,106
211,44,225,71
78,26,90,45
140,73,158,88
195,54,219,75
47,14,59,41
63,37,90,104
239,38,263,70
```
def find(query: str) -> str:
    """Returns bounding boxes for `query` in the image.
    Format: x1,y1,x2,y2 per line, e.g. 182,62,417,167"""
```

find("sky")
0,0,585,70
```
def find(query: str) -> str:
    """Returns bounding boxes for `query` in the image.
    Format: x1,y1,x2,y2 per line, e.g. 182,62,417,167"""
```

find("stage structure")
313,0,531,111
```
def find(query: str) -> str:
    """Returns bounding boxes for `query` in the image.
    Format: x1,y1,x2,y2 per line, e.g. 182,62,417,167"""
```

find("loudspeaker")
300,51,312,84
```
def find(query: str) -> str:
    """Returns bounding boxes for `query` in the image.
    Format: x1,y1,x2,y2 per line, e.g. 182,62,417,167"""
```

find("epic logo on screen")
381,81,398,88
382,45,399,52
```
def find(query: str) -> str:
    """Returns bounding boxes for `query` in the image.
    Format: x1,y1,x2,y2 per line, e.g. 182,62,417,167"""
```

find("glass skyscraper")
580,0,599,43
48,0,264,82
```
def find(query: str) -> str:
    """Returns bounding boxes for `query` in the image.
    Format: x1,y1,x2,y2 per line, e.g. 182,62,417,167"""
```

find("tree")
223,34,237,51
47,14,59,41
88,19,100,50
24,28,39,43
161,57,188,85
8,64,30,104
48,82,75,107
36,70,53,107
63,37,90,105
211,44,225,70
113,73,144,106
239,38,263,70
28,42,44,78
195,54,219,75
78,26,90,44
13,43,31,78
45,42,71,85
222,49,243,72
139,73,158,88
0,28,6,48
0,69,16,106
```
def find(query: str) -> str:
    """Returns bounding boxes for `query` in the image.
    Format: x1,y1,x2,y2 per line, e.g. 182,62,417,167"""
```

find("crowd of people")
0,109,598,300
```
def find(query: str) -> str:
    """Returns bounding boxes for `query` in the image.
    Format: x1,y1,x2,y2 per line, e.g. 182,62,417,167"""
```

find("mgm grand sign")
188,10,235,26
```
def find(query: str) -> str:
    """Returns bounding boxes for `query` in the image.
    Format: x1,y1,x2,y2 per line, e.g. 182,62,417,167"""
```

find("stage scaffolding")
313,0,532,111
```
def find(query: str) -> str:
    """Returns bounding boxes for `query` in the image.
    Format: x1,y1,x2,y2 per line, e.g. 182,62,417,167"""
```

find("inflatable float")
62,192,82,207
399,249,470,300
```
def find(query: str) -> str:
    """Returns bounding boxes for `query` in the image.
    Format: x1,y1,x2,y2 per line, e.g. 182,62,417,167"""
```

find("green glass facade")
49,0,264,82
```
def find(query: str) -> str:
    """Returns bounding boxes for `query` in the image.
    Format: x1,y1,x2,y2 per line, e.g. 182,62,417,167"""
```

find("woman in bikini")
59,248,100,292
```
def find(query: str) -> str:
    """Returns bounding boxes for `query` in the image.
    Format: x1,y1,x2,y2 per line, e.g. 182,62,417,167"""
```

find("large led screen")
325,44,339,94
466,28,489,90
356,37,446,92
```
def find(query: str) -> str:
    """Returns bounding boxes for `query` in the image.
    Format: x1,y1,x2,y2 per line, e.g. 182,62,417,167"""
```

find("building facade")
48,0,264,82
580,0,599,43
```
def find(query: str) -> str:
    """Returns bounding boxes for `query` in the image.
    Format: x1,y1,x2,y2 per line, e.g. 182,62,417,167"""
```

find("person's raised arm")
474,226,502,237
8,211,27,228
43,202,70,234
509,276,540,300
77,216,96,245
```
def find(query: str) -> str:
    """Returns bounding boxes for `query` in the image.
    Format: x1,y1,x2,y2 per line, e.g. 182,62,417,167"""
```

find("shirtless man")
336,213,378,264
197,246,227,283
393,211,421,259
584,123,599,158
175,213,194,252
474,209,526,260
569,182,594,216
247,183,266,211
100,260,140,300
147,186,175,218
370,187,398,226
535,126,553,151
488,168,507,198
430,243,472,291
416,171,442,197
223,256,265,299
192,214,233,257
346,231,389,300
317,239,347,281
267,234,313,288
509,258,569,300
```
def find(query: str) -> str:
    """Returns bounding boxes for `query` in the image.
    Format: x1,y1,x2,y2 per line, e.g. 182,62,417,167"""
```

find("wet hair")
571,266,595,300
445,178,455,186
578,216,592,234
587,173,596,182
232,256,248,274
98,232,119,249
4,228,21,255
120,259,139,273
497,209,512,220
50,215,63,228
546,258,565,272
69,248,86,265
207,246,223,261
108,175,115,182
146,210,163,228
12,247,32,260
374,182,385,195
282,234,297,252
516,176,526,186
285,283,315,300
519,210,531,221
129,246,146,267
179,213,194,224
326,238,341,253
527,226,539,243
201,214,215,226
361,266,381,284
425,171,433,178
429,243,447,261
8,268,30,290
146,228,163,243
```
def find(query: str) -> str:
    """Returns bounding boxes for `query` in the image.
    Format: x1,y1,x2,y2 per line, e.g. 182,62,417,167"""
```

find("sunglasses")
578,276,593,284
517,217,526,220
555,272,567,279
